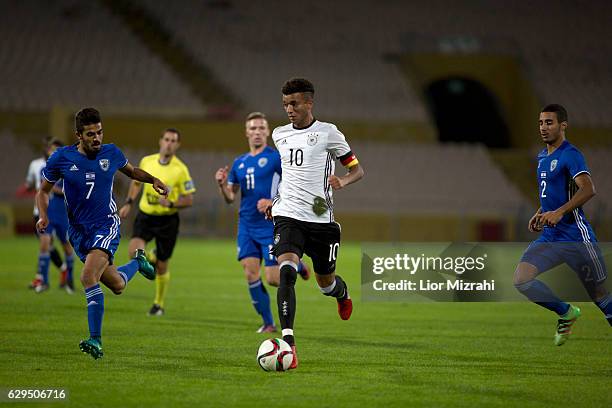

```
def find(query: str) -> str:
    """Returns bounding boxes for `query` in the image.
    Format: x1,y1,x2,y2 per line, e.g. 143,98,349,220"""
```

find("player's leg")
127,237,147,259
79,249,110,359
97,250,154,295
276,251,300,369
56,222,75,293
264,265,280,287
149,214,179,316
236,224,275,330
149,259,169,316
33,232,52,293
514,241,570,314
514,241,581,345
60,240,75,292
306,221,351,320
272,217,307,369
254,227,309,286
568,242,612,327
242,257,275,332
49,241,64,273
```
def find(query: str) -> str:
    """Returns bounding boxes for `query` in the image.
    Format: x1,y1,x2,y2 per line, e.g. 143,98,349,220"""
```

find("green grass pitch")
0,237,610,407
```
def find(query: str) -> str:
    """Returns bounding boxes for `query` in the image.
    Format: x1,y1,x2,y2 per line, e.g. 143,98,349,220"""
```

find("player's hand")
257,199,272,214
36,216,48,233
158,197,173,208
215,166,229,186
119,204,131,219
264,205,273,220
328,174,345,190
153,178,169,197
528,210,542,232
539,210,564,228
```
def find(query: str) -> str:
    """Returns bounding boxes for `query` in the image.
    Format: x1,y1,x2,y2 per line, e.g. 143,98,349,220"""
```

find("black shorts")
272,216,341,275
132,211,180,261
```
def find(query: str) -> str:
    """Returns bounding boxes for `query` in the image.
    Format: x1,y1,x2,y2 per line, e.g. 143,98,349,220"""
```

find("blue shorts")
69,215,121,264
44,216,69,244
520,238,608,284
237,221,277,267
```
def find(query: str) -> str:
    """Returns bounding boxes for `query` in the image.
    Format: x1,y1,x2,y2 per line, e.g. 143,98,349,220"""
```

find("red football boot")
289,345,298,370
337,296,353,320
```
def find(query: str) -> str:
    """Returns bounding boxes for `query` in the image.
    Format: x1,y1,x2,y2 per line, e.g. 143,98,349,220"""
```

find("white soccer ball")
257,338,293,372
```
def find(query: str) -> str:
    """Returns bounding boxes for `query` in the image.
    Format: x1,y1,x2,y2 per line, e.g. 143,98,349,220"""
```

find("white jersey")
26,157,46,216
271,120,352,223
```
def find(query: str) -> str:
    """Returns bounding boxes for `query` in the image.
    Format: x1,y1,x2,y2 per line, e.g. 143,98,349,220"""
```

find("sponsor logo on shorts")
274,234,280,245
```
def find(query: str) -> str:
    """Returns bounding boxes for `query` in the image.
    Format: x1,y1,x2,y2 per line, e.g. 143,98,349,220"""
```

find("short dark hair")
49,138,64,148
75,107,101,134
245,112,267,122
162,127,181,141
541,104,568,123
282,78,315,98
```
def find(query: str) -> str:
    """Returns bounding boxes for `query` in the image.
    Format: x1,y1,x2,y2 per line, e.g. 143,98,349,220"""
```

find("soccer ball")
257,338,293,372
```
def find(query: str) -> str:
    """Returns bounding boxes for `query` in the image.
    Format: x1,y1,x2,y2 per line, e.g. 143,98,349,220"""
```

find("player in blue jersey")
26,137,71,291
36,107,169,359
33,139,76,294
215,112,309,333
514,104,610,346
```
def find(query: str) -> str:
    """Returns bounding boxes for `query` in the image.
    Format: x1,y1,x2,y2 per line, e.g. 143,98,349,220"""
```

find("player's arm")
215,165,239,204
539,173,596,227
159,193,193,209
35,180,54,233
118,180,143,218
119,162,168,197
329,152,364,190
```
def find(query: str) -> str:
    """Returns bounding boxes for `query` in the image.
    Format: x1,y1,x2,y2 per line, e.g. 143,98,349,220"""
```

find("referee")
119,128,196,316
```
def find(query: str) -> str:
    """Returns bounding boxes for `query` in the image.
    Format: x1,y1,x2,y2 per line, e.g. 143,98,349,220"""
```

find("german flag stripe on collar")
339,151,359,168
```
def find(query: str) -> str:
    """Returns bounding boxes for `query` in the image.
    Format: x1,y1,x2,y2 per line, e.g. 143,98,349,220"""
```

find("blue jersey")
42,144,128,226
228,146,281,227
536,140,596,242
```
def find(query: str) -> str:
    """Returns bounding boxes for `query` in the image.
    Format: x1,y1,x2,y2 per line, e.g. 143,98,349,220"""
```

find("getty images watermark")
361,243,611,302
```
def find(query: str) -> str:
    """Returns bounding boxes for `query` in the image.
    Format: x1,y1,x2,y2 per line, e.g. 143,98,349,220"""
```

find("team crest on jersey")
238,163,245,169
99,159,110,171
258,157,268,168
274,234,280,245
307,133,319,146
550,159,558,172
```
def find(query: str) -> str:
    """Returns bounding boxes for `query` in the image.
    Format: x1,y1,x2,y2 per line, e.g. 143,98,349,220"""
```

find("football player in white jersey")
268,78,364,369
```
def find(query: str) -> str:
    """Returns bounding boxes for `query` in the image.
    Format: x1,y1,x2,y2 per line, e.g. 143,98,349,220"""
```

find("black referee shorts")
272,215,341,275
132,211,180,261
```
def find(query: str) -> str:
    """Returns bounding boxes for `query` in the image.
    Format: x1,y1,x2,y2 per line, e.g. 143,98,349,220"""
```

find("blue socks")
515,279,570,315
596,294,612,326
85,284,104,339
117,259,139,286
66,253,74,282
248,279,274,326
38,252,50,285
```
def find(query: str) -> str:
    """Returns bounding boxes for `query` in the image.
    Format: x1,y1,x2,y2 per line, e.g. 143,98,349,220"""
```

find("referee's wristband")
125,198,134,205
169,201,175,208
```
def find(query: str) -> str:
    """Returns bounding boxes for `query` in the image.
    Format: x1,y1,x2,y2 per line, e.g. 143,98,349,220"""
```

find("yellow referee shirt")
138,153,196,216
